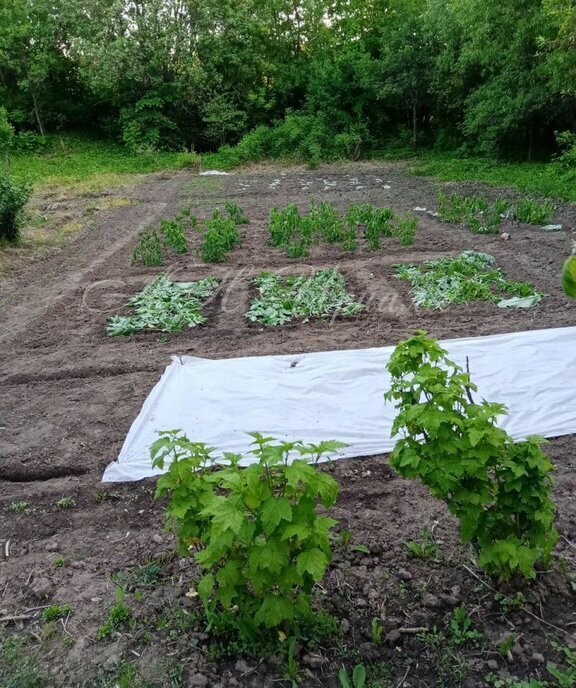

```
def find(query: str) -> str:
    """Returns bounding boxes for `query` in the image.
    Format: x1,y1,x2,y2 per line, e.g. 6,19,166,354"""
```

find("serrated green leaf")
296,548,328,581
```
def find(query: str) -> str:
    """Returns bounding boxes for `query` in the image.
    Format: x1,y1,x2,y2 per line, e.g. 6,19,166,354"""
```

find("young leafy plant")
394,251,541,309
97,587,132,640
160,217,188,253
308,201,345,243
512,198,554,225
393,212,417,246
245,269,364,326
107,273,218,336
224,201,249,224
449,606,482,646
385,332,558,581
131,226,164,266
152,432,344,643
198,211,241,263
268,204,313,258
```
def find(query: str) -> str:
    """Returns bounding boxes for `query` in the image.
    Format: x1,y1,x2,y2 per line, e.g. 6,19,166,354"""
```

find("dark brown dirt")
0,162,575,688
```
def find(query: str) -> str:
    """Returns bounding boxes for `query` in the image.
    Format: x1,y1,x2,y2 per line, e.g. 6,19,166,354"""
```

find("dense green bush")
152,431,342,642
0,171,31,243
386,332,558,581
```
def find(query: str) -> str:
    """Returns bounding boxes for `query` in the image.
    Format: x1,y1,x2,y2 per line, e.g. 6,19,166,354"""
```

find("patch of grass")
97,587,132,640
53,557,66,568
245,268,365,326
113,556,171,589
418,628,469,687
0,632,46,688
10,134,200,189
405,151,576,202
42,604,73,622
107,273,218,336
394,250,541,310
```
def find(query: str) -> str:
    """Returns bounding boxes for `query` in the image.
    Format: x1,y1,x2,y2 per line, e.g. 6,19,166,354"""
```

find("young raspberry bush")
151,432,344,642
385,332,558,581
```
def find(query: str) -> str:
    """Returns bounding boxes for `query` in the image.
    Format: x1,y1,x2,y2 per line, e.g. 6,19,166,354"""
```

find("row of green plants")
437,193,555,235
395,251,542,309
131,201,248,267
108,269,364,335
268,201,417,258
0,170,31,243
150,333,560,672
110,251,544,336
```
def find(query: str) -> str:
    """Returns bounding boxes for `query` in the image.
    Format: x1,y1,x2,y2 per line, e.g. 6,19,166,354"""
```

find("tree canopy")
0,0,575,159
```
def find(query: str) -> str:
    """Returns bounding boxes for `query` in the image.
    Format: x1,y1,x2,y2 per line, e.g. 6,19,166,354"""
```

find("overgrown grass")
9,134,200,189
404,151,576,202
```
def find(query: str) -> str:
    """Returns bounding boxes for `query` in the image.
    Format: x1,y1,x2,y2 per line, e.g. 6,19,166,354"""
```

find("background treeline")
1,0,576,164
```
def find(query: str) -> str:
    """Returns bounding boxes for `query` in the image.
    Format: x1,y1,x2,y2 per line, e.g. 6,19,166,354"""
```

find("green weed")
198,211,241,262
512,198,554,225
404,527,438,560
160,217,188,253
55,496,76,509
42,604,73,622
449,606,482,646
131,226,163,267
224,201,249,224
97,587,132,640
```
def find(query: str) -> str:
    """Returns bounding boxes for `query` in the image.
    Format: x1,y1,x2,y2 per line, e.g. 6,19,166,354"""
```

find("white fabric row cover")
102,326,576,482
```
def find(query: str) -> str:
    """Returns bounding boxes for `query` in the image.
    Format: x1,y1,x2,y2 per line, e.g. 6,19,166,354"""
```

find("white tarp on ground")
102,326,576,482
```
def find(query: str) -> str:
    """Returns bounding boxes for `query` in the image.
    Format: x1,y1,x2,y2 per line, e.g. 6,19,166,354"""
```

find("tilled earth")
0,162,575,687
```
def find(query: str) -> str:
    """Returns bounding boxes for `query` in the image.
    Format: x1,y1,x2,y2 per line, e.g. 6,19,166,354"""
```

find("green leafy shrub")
364,207,394,250
224,201,249,225
0,171,31,243
511,198,554,225
268,204,312,257
131,226,164,266
246,269,365,326
385,332,558,581
198,212,241,263
308,201,345,243
11,131,47,154
152,431,343,642
107,273,218,336
160,217,188,254
394,251,541,309
394,212,418,245
554,130,576,170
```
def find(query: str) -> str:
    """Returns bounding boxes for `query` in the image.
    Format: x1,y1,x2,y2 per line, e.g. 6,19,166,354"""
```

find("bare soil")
0,162,575,688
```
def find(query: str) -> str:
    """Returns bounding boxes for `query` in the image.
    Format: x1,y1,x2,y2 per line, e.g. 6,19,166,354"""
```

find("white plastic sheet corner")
102,327,576,482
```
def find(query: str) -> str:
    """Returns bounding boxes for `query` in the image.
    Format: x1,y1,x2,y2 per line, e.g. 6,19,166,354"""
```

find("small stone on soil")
30,577,54,599
45,541,59,552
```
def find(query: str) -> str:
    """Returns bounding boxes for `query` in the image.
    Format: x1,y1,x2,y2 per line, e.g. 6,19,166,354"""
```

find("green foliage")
131,227,164,267
449,606,482,646
97,587,132,640
42,604,73,622
7,500,36,515
159,217,188,254
224,201,249,225
246,269,364,326
494,591,526,613
562,247,576,298
394,251,541,310
418,628,468,687
404,527,438,560
371,618,384,646
0,171,31,243
512,198,554,225
0,108,14,160
554,131,576,170
308,201,345,244
437,192,505,235
394,212,418,246
547,643,576,688
339,664,366,688
152,431,343,644
11,132,47,155
0,632,46,688
107,273,218,336
268,204,312,258
385,332,559,581
364,208,394,250
198,212,241,263
55,496,75,509
120,97,178,154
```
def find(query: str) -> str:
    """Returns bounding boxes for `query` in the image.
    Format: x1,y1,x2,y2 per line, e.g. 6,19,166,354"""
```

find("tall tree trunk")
31,90,45,137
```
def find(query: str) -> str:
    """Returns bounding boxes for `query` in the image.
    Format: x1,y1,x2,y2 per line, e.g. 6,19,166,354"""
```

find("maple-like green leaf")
296,548,328,581
261,496,292,534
